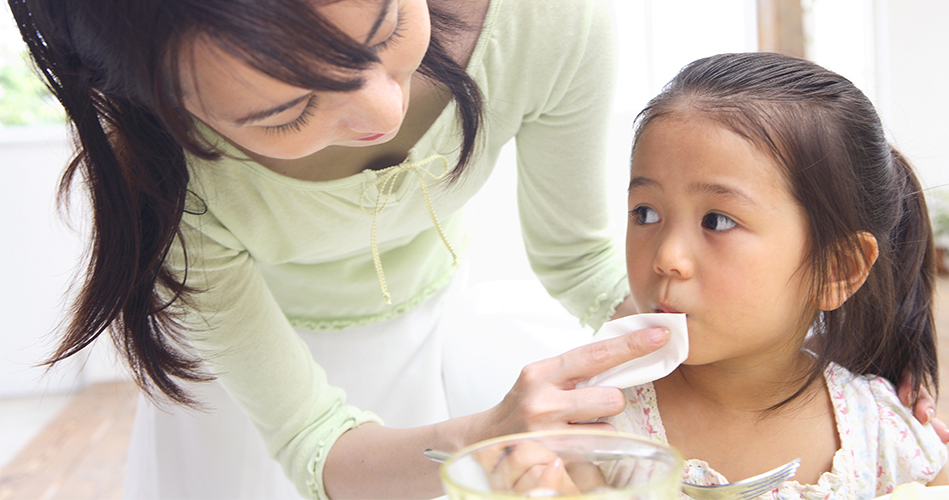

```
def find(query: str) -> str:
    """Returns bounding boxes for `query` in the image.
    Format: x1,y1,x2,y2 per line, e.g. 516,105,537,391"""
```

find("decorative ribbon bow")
359,154,458,304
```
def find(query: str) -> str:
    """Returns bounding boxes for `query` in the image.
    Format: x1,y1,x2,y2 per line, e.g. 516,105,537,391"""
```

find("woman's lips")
357,133,386,141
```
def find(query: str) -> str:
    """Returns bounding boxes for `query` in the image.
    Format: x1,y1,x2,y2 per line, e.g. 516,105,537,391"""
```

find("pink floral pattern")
605,363,948,499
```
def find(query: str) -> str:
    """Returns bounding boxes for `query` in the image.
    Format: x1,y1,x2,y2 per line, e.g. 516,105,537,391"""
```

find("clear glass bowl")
440,430,684,499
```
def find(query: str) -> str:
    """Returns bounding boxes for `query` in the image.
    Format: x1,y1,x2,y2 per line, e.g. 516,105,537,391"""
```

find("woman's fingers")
931,418,949,444
896,375,948,444
482,442,582,496
561,386,629,423
483,442,559,491
914,387,937,425
553,327,670,386
485,328,668,435
564,460,608,492
514,458,582,496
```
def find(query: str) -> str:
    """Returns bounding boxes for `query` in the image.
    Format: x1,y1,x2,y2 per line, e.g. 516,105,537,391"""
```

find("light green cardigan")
171,0,628,497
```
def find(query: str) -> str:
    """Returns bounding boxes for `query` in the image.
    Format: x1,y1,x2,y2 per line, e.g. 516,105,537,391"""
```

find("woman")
10,0,649,498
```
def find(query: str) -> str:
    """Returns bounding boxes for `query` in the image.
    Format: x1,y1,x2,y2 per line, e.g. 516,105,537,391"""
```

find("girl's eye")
702,213,737,231
263,96,317,135
630,206,660,225
371,9,406,52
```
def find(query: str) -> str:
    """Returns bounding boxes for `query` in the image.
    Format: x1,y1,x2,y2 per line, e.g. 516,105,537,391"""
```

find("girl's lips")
656,304,682,314
357,133,386,141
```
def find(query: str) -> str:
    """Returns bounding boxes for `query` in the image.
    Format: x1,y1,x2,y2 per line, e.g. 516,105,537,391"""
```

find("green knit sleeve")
511,0,629,330
171,213,382,499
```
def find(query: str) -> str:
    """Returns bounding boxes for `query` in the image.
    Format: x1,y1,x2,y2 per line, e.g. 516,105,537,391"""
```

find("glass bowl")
439,429,683,499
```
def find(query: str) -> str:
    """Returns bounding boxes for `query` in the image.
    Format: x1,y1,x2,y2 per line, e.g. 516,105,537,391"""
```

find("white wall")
806,0,949,191
875,0,949,190
1,128,84,397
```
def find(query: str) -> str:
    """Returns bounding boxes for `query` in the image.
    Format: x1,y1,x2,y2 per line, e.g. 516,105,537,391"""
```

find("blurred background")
1,0,947,496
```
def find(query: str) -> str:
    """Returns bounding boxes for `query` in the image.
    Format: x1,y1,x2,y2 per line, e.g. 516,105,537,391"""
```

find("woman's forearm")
322,326,670,499
323,414,489,499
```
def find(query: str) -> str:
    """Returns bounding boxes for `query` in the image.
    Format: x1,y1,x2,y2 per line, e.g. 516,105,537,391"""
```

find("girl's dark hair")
9,0,483,406
633,52,938,407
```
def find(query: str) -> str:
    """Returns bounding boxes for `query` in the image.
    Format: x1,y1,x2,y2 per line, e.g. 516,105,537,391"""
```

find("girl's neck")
654,351,840,485
660,350,817,414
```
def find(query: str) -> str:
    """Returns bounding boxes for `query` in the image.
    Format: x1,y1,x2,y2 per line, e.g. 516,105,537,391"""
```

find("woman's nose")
653,230,693,279
347,69,404,134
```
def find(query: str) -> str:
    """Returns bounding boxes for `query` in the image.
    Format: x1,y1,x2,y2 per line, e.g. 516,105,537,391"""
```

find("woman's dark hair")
632,52,938,407
9,0,484,406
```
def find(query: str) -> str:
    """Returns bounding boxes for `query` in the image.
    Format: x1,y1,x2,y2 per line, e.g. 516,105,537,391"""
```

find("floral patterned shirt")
605,363,948,499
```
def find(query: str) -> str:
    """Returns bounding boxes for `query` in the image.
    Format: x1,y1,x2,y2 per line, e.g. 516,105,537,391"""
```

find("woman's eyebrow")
234,94,311,126
230,0,393,127
364,0,395,44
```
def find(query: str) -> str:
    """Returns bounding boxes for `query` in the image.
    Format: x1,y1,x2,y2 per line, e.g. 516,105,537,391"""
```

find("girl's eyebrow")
628,176,659,191
692,181,762,208
628,175,761,208
233,94,312,126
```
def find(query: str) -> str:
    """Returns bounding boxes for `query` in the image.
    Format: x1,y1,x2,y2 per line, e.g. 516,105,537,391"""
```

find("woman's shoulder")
474,0,614,64
470,0,616,111
491,0,614,42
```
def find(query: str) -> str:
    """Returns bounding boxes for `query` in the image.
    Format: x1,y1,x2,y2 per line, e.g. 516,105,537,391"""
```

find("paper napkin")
576,313,688,389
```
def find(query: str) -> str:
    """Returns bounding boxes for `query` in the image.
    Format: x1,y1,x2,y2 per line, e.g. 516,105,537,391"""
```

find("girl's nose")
653,230,694,279
348,69,404,135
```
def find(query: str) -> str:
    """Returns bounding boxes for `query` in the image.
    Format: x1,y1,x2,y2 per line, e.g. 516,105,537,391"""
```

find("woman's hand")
477,326,670,440
474,440,608,496
475,441,583,496
323,326,668,500
897,379,949,443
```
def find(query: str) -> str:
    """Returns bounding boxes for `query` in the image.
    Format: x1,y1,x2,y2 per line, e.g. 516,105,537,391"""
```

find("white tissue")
576,313,688,389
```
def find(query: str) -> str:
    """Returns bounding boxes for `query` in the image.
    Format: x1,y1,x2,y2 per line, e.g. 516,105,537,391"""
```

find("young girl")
608,52,949,498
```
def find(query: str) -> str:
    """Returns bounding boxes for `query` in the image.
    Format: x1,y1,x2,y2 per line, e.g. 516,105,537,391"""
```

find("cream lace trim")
359,154,458,304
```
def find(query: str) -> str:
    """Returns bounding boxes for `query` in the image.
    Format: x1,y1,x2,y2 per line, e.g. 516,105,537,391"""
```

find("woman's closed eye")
702,212,737,231
263,95,318,135
630,206,660,225
371,8,406,53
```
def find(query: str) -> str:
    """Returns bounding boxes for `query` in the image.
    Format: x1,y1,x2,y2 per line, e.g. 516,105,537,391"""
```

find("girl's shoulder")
824,363,948,493
607,383,667,442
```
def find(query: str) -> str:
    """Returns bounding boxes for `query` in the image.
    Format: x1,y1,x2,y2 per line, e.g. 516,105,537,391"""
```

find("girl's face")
626,115,815,368
178,0,430,160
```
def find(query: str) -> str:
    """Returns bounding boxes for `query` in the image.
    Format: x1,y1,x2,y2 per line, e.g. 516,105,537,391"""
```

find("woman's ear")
817,231,879,311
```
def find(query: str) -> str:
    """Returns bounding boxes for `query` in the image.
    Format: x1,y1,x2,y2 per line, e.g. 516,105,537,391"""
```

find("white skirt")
122,277,588,499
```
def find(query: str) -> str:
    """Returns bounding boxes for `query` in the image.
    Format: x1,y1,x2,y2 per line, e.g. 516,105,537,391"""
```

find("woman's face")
178,0,430,160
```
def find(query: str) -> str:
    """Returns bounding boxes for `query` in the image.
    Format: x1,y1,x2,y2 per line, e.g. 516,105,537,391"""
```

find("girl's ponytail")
876,148,939,399
818,146,938,400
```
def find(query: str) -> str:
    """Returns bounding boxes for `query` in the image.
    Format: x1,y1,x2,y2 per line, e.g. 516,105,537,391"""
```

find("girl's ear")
817,231,879,311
